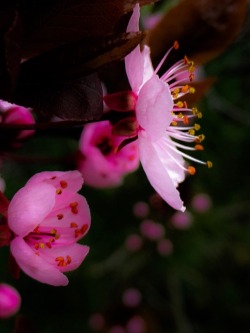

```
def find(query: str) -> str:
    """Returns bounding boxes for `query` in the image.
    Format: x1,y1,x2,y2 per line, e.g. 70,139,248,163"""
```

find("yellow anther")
50,228,57,235
55,233,60,240
189,87,195,94
177,112,183,118
188,129,195,135
197,112,203,119
207,161,213,168
39,243,45,249
189,73,195,81
176,101,184,108
188,166,196,175
192,107,198,115
194,123,201,131
195,134,205,142
171,121,178,126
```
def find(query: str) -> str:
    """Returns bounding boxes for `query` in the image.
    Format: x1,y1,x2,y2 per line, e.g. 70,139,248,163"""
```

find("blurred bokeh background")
0,0,250,332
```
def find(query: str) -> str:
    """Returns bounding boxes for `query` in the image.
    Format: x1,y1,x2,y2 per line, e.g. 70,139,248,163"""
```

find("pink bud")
126,315,146,333
122,288,141,307
125,234,143,252
132,201,150,219
0,283,21,318
140,219,165,240
191,193,212,213
157,239,173,256
170,211,192,229
89,313,105,331
109,325,126,333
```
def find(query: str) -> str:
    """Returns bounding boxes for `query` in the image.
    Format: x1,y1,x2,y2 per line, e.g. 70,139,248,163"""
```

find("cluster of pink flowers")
0,3,212,288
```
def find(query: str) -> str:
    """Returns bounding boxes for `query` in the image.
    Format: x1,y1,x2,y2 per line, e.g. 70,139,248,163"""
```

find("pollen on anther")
66,256,72,264
188,166,196,175
181,85,189,93
194,123,201,131
183,116,189,125
60,180,68,188
207,161,213,168
173,40,179,50
56,189,62,195
70,202,79,214
195,144,204,151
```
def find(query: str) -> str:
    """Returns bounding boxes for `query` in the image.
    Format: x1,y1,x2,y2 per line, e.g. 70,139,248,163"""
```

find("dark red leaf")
13,73,103,121
0,191,9,217
0,8,22,99
20,0,157,58
17,32,145,78
13,315,38,333
147,0,248,67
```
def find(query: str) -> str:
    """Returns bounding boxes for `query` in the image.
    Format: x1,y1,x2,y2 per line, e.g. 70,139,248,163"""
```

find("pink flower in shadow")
0,100,35,145
8,171,91,286
78,121,139,188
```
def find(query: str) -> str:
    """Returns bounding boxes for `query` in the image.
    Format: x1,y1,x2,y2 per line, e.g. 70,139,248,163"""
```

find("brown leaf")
18,32,145,78
13,73,103,121
20,0,157,58
147,0,248,67
0,9,22,99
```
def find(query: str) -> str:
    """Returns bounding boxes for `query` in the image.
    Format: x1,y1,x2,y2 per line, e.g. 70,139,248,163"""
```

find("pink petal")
127,4,140,32
42,193,91,242
125,4,144,93
138,134,185,211
136,75,173,141
78,122,139,188
26,170,83,193
38,243,89,273
8,183,55,237
10,237,68,286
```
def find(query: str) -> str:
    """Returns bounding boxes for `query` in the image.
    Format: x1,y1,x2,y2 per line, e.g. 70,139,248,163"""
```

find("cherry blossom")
78,121,139,188
105,4,212,212
8,171,91,286
0,100,35,146
0,283,21,318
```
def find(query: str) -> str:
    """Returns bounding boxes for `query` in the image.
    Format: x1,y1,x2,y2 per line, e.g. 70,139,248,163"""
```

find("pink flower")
0,100,35,145
8,170,91,286
0,283,21,318
78,121,139,188
123,4,212,212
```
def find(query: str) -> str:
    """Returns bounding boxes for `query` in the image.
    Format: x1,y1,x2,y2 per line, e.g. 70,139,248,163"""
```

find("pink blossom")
0,283,21,318
89,313,106,331
170,211,193,229
123,5,212,212
125,234,143,252
132,201,149,218
157,239,173,256
126,315,146,333
122,288,142,307
191,193,212,212
78,121,139,188
139,219,165,240
8,170,91,286
0,100,35,144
